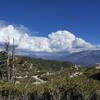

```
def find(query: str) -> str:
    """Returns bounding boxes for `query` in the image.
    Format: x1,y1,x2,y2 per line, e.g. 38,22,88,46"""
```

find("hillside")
15,55,73,76
0,64,99,100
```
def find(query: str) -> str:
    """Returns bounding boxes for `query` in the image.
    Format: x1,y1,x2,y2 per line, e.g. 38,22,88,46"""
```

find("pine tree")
4,41,11,82
0,38,16,83
0,51,8,81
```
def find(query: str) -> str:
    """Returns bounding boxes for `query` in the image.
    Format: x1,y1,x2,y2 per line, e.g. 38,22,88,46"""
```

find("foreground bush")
0,76,99,100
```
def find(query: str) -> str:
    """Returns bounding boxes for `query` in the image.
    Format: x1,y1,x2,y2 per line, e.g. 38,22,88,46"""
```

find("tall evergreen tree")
0,38,16,83
0,51,8,81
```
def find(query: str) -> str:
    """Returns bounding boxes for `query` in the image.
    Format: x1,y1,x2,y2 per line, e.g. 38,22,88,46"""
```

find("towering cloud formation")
0,24,98,53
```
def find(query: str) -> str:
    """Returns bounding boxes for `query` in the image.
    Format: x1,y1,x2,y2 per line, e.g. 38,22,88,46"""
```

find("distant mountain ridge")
16,49,100,66
65,50,100,66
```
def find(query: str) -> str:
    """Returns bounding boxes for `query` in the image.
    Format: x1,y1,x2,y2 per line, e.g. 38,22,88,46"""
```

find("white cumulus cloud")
0,25,24,45
0,24,99,53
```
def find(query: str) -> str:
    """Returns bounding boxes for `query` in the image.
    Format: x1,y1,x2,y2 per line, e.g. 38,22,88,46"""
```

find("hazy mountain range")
16,49,100,66
65,50,100,66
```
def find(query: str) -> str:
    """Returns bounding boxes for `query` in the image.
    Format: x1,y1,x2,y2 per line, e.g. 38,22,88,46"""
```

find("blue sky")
0,0,100,45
